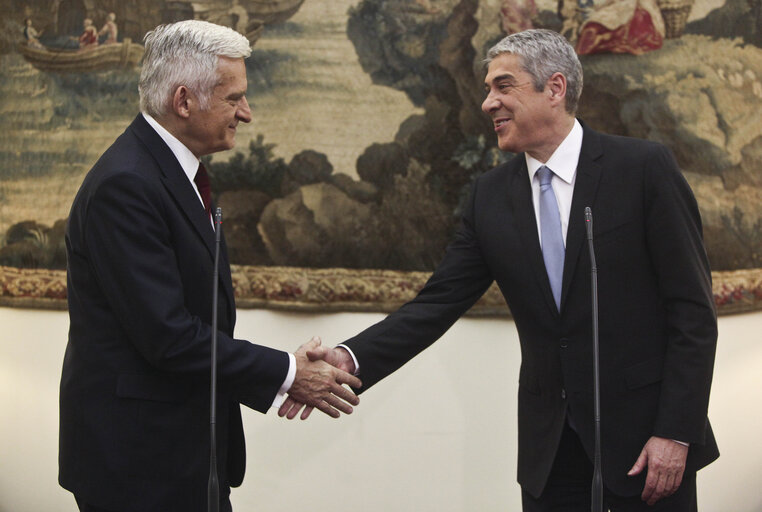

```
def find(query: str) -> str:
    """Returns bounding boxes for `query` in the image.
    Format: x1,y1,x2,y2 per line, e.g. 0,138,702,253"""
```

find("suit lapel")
560,125,604,310
129,115,236,312
509,159,561,317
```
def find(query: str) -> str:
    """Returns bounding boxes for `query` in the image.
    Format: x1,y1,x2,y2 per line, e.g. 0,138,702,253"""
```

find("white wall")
1,306,760,512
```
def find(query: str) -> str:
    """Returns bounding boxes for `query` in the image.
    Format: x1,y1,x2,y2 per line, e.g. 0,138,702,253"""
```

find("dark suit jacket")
343,123,719,498
60,114,290,511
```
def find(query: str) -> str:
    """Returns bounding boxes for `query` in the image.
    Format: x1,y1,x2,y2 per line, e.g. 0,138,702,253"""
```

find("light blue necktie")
538,166,564,310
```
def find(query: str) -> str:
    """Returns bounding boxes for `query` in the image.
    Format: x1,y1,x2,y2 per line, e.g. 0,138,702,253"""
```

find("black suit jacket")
60,114,290,511
343,123,719,497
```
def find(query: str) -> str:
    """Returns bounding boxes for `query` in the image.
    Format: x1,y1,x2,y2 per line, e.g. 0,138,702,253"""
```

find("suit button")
560,338,569,349
561,389,567,399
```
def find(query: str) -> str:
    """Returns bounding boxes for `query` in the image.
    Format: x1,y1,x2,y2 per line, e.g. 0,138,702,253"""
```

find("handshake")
281,337,360,421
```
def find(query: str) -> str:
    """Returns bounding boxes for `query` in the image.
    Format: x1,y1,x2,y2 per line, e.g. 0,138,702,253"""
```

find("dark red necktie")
194,163,212,218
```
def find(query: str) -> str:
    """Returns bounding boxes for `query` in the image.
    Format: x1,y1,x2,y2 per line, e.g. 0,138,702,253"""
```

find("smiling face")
481,53,571,162
185,56,252,157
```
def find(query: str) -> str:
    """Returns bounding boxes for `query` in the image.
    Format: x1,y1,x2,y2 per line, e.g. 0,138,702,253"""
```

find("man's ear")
171,86,192,119
547,72,568,106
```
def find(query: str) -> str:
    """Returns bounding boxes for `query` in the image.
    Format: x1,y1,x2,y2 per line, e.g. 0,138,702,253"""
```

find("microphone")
585,207,603,512
208,207,222,512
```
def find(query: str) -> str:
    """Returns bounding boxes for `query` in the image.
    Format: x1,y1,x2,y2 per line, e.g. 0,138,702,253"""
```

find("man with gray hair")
60,20,361,512
282,29,718,511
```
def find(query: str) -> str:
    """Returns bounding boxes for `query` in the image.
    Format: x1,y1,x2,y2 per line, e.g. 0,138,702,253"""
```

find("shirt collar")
525,119,583,185
142,112,202,182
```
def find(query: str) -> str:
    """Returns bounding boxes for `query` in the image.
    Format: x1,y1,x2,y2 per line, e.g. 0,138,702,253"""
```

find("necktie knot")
537,165,554,187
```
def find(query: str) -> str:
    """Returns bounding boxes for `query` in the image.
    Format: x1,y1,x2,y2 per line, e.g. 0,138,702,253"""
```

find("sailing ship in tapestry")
0,0,760,304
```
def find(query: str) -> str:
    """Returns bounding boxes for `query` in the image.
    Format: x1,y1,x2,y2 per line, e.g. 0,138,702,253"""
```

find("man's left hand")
627,436,689,505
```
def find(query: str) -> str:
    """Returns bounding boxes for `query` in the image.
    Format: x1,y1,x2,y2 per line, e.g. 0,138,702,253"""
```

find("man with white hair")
60,20,361,512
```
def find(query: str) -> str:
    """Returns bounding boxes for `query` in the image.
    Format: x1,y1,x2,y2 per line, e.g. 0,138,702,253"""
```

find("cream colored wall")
0,306,760,512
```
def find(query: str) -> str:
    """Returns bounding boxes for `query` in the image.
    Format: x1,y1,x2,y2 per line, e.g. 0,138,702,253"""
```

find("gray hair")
139,20,251,118
485,29,583,114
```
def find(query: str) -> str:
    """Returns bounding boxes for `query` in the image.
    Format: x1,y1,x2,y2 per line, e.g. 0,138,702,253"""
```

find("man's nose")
482,91,499,114
238,96,252,123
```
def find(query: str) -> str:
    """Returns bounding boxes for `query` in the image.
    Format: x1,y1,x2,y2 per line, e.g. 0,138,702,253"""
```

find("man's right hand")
280,341,357,420
286,337,361,419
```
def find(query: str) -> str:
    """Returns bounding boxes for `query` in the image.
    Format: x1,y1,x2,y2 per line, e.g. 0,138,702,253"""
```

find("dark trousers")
521,421,698,512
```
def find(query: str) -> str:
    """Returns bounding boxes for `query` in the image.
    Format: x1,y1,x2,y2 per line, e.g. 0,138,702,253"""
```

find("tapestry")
1,0,760,314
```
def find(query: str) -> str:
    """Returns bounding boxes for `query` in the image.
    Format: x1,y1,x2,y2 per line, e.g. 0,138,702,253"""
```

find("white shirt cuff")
336,344,360,375
271,352,296,409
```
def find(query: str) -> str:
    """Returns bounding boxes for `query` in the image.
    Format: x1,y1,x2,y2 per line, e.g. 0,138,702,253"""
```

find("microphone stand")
208,207,222,512
585,207,603,512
